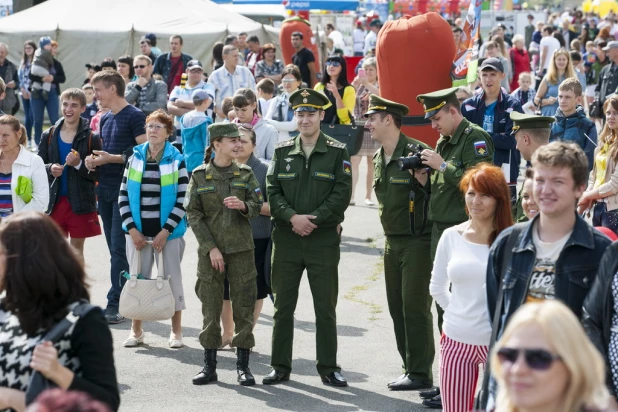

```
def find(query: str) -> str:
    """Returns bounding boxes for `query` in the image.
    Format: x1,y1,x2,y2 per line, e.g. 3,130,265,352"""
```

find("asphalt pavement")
85,160,442,411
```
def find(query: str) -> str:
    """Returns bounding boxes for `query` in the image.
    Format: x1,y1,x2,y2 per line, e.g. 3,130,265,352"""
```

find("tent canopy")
0,0,278,89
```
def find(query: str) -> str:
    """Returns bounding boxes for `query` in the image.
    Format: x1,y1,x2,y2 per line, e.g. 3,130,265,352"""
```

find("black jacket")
583,241,618,396
29,58,66,93
39,117,102,214
595,62,618,105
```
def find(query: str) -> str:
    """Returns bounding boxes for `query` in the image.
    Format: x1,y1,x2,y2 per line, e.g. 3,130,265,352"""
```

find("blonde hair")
547,48,576,85
600,96,618,161
491,301,609,412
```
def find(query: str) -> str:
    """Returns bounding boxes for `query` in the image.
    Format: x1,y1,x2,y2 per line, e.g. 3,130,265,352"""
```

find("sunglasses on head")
133,65,147,69
497,347,561,371
326,61,341,67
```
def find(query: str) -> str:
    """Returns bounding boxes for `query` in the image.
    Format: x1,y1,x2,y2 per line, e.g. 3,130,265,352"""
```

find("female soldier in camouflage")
184,123,263,387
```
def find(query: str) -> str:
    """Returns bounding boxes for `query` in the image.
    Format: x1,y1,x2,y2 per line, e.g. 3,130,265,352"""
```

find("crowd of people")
0,6,618,412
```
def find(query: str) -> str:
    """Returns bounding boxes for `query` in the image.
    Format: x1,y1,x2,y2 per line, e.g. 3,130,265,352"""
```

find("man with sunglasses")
483,142,611,408
124,55,167,116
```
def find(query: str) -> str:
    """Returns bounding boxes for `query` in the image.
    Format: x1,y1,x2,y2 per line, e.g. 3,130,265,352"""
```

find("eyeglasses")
146,124,165,131
326,61,341,67
282,79,296,83
133,65,147,69
496,347,562,371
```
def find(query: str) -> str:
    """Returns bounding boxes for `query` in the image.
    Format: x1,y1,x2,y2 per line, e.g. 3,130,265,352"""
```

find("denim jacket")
486,214,611,341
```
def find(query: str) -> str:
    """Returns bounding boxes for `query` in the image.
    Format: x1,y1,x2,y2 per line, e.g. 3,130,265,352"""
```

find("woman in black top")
0,212,119,412
314,55,355,125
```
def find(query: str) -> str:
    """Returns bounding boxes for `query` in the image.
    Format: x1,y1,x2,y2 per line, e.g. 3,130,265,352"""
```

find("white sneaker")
169,333,183,348
123,330,145,347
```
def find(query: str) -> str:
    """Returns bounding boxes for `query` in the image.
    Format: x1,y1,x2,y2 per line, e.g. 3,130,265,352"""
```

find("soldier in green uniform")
364,95,435,391
510,111,553,222
185,123,263,387
263,88,352,387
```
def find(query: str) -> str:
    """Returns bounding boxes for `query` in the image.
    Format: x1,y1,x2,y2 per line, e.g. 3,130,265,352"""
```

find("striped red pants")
439,334,488,412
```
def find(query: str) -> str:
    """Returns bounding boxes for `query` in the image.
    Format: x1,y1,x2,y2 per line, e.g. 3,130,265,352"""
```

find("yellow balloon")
522,1,528,7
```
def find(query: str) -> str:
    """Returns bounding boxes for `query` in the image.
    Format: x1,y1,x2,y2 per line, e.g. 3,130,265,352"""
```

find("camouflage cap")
416,87,459,119
364,94,409,118
208,123,240,140
510,112,555,135
289,88,330,112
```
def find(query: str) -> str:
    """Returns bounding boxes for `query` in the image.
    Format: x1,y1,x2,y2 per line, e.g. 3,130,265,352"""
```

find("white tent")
0,0,280,89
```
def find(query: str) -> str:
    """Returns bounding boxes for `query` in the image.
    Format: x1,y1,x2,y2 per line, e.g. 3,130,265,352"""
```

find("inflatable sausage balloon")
279,16,320,66
376,13,456,147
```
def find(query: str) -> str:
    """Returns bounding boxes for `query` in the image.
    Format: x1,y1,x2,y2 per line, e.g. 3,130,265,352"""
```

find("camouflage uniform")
185,160,263,349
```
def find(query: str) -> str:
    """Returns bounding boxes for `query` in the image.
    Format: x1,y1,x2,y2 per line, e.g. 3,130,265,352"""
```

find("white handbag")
119,242,175,321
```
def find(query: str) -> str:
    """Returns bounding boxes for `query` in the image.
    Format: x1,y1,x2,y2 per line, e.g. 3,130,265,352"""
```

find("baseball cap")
85,63,102,71
480,57,504,73
39,36,52,48
192,89,210,102
603,41,618,51
187,59,203,70
139,36,151,45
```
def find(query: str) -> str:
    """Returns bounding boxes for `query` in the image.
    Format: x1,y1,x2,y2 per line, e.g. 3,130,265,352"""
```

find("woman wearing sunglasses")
493,300,610,412
430,163,513,412
314,55,356,126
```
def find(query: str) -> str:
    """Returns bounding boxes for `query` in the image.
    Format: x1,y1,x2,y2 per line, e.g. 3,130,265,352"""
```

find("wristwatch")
438,162,448,173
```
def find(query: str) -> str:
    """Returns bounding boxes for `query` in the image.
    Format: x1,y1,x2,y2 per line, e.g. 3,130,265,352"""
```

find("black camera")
397,145,425,170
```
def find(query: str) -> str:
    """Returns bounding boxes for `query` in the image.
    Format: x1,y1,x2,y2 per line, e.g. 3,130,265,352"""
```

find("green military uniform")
366,95,434,383
417,87,494,332
509,112,555,223
185,123,263,350
266,89,352,377
416,88,495,260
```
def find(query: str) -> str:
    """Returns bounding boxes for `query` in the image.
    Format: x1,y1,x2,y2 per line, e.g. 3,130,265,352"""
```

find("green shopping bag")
15,176,32,204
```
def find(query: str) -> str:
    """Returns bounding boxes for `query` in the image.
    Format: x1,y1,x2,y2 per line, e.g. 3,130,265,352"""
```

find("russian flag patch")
474,141,489,157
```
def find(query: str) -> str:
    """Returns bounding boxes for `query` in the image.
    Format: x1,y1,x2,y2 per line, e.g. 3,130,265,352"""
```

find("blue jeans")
31,88,59,145
21,95,34,141
97,186,128,309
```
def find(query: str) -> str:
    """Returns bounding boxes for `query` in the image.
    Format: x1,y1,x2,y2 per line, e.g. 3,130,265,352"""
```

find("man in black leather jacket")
583,240,618,397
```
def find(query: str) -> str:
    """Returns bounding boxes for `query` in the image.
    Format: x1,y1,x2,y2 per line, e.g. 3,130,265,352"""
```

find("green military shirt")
373,133,432,236
185,161,263,254
266,132,352,228
513,184,529,223
430,118,494,224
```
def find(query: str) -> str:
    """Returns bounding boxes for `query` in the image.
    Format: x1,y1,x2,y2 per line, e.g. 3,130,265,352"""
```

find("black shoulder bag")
475,224,524,410
25,300,98,405
320,112,364,156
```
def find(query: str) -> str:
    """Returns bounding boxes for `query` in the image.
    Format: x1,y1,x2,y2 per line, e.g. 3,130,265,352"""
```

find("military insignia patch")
313,172,335,180
197,185,216,193
233,171,241,176
284,158,293,163
301,90,311,97
231,182,249,189
255,187,264,201
205,175,213,180
343,160,352,175
474,141,489,157
286,164,291,172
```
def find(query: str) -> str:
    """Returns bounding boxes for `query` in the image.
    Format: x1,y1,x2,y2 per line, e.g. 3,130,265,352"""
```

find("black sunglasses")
326,61,341,67
133,65,147,69
497,347,561,371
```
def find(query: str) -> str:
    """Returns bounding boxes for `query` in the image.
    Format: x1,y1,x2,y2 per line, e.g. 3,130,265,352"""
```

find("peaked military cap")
364,94,409,118
208,123,240,139
416,87,459,119
510,112,555,135
289,88,330,112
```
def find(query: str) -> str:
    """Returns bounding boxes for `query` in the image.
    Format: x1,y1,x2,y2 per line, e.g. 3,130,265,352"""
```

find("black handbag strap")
38,300,98,343
477,223,524,408
330,110,355,126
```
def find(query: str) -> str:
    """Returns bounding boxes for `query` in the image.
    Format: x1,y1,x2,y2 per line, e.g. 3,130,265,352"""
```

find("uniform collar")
205,160,241,178
288,132,328,156
443,118,471,146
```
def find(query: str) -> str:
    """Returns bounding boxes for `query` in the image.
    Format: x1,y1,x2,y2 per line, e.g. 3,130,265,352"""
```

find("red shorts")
50,196,102,239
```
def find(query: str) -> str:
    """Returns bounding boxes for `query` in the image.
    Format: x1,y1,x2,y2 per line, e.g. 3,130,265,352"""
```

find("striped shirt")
119,159,189,237
207,65,256,109
0,172,12,217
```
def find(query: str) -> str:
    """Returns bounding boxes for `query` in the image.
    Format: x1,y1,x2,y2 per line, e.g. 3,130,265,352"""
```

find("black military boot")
192,349,217,385
236,348,256,386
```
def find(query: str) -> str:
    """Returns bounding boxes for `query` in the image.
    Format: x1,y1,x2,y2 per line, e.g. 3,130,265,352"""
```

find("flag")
451,0,482,86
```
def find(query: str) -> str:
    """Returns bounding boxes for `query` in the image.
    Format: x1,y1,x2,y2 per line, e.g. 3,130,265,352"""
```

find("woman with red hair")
430,163,513,412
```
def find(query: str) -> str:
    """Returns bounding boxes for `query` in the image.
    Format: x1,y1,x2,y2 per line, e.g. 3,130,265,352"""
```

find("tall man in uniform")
511,112,553,222
364,95,435,391
416,87,494,407
264,89,352,387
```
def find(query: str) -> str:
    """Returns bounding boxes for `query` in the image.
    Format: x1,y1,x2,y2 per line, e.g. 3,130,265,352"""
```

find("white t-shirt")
526,224,572,303
353,28,366,53
430,226,492,346
364,31,377,55
540,36,561,70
